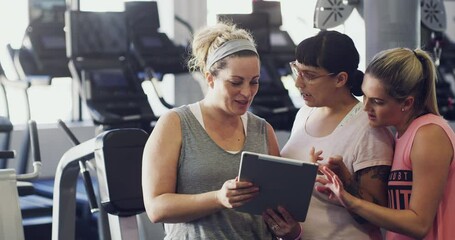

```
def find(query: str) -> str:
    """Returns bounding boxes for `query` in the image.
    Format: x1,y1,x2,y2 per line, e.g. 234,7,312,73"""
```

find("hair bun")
350,70,364,97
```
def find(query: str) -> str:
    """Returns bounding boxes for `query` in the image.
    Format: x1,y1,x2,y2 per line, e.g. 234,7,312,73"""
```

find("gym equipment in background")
217,1,299,131
65,9,157,133
0,120,50,240
125,1,189,110
420,0,455,120
16,0,69,80
0,0,71,175
314,0,455,120
0,66,13,169
51,126,165,240
94,128,150,240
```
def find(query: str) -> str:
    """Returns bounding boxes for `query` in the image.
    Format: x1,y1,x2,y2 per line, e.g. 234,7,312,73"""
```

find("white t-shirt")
281,102,394,240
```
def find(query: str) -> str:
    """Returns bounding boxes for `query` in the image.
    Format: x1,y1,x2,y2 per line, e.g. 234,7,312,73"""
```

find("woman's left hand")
263,206,302,239
315,166,349,208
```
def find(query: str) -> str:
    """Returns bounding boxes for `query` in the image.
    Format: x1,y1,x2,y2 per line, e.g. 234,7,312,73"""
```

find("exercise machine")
0,120,43,240
217,1,299,131
65,9,157,133
95,128,149,240
125,1,189,110
0,66,13,169
0,69,53,237
0,0,70,175
15,0,69,81
51,126,165,240
313,0,455,119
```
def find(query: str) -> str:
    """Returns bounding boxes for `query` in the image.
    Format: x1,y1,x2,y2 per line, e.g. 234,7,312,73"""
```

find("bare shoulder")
264,122,280,156
265,121,275,134
144,109,183,161
154,110,181,129
414,123,452,147
412,123,453,164
149,110,182,141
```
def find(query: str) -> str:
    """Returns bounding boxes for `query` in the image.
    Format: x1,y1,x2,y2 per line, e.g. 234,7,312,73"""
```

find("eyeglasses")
289,61,335,83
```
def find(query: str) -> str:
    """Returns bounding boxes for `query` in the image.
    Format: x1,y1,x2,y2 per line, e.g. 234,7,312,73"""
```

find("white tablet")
236,151,318,222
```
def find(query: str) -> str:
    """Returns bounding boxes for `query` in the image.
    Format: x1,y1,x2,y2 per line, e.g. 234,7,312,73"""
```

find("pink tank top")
386,114,455,240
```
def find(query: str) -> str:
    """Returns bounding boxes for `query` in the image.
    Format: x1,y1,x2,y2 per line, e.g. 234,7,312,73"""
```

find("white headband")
206,39,258,70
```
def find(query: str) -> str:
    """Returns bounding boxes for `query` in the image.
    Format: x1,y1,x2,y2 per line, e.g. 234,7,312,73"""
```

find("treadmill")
125,1,189,110
65,10,157,133
217,3,298,131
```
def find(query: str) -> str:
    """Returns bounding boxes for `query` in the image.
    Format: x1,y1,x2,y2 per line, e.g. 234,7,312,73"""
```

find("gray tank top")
163,105,273,240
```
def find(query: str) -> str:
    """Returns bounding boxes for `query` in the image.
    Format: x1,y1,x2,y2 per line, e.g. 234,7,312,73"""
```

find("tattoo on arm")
345,166,390,224
344,180,369,224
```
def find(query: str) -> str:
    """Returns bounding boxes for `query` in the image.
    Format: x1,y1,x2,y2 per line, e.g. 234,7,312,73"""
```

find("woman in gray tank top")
141,22,284,240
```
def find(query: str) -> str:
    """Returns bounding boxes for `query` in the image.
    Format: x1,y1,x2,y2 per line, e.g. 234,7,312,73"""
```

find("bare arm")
325,157,390,207
347,165,391,239
324,156,390,238
141,111,259,223
347,165,390,220
266,122,280,156
320,124,453,238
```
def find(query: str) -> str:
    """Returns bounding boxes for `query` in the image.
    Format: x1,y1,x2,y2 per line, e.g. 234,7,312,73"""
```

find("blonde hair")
187,21,256,75
366,48,439,116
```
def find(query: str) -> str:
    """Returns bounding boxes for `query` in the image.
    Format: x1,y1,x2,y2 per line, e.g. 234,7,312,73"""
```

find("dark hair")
295,30,363,96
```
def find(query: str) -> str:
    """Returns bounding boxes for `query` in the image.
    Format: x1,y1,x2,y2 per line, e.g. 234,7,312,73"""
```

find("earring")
401,108,405,112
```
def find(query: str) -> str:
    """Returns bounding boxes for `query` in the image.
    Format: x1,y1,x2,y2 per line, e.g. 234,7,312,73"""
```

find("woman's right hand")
216,178,259,208
320,155,353,187
309,147,323,167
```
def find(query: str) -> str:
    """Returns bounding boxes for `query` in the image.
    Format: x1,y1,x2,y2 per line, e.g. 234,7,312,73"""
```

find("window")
206,0,366,107
0,0,175,125
0,0,366,125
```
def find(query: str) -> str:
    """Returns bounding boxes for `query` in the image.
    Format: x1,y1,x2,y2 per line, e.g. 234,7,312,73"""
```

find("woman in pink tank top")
316,47,455,240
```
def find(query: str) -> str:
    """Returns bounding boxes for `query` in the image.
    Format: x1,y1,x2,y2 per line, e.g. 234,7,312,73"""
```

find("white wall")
173,0,207,107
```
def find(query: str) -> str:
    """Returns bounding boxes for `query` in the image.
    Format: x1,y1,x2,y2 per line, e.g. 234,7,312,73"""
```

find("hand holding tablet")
236,151,318,222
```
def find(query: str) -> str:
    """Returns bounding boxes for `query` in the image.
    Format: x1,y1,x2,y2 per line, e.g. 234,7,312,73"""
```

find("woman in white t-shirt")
262,31,394,240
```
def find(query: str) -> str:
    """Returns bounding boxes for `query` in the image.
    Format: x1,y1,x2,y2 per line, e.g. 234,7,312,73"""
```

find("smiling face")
362,74,404,128
207,55,260,116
